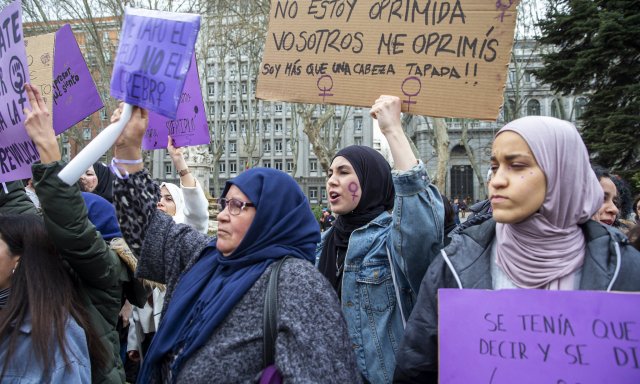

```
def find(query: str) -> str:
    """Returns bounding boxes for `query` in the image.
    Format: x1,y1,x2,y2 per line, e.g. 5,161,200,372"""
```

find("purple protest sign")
52,24,103,135
111,8,200,119
144,53,209,150
0,0,36,183
439,289,640,384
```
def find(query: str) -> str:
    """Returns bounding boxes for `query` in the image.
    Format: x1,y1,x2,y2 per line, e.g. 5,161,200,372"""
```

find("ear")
12,256,20,274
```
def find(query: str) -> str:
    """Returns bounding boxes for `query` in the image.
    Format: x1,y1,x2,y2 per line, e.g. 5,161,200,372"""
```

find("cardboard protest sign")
111,7,201,119
52,24,104,134
0,0,36,183
257,0,520,120
144,53,209,150
25,25,104,135
439,289,640,384
25,31,55,112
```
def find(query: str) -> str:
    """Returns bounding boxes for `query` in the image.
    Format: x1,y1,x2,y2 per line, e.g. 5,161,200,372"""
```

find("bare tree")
432,117,450,193
460,120,486,193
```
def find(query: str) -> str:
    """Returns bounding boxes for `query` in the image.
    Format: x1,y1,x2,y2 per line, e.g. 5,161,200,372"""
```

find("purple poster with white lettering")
111,7,200,119
0,0,36,183
439,289,640,384
52,24,103,134
144,53,209,150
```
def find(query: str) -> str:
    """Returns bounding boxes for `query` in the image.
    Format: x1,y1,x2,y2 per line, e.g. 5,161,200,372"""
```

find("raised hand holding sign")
58,7,200,185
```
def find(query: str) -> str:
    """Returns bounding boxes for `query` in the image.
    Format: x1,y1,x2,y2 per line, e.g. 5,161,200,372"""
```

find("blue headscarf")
139,168,320,382
81,192,122,241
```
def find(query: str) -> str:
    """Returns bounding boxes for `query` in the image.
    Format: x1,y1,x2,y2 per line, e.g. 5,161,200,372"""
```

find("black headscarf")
319,146,394,293
91,161,115,203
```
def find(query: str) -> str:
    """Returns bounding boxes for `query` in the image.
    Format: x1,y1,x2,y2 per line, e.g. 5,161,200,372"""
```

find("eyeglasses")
216,197,255,216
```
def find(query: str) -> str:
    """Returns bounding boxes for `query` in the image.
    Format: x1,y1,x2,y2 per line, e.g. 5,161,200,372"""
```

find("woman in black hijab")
79,162,115,203
316,95,445,384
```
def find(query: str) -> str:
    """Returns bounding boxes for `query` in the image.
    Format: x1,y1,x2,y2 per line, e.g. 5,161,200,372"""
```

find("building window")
263,140,271,153
164,163,172,177
219,162,226,173
229,141,237,155
574,97,588,119
240,63,248,76
274,139,283,153
230,104,237,114
274,103,283,113
263,160,271,168
228,121,237,135
274,160,283,170
241,82,247,95
207,64,216,77
275,122,283,134
309,159,318,172
504,99,517,122
83,128,91,140
551,98,562,119
309,187,318,200
321,187,327,201
286,160,294,173
208,104,215,115
208,84,215,96
100,109,107,120
230,162,237,173
354,137,363,146
526,99,540,116
354,117,363,133
264,121,271,134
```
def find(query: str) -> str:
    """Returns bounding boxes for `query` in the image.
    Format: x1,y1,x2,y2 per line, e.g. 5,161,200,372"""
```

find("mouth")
329,191,340,203
490,195,508,203
601,219,614,226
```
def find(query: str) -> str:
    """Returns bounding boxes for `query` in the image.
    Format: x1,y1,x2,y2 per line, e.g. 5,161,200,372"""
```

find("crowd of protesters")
1,83,639,384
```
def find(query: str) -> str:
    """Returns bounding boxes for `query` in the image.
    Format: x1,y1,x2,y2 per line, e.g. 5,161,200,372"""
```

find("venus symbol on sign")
401,76,422,112
317,74,334,103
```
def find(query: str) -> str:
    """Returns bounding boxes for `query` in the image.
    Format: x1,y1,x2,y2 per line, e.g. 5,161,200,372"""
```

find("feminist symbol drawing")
495,0,515,22
348,182,358,202
9,56,27,110
317,74,334,103
401,76,422,112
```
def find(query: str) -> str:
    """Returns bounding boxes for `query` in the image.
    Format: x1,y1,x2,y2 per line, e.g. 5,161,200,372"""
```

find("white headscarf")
160,182,185,224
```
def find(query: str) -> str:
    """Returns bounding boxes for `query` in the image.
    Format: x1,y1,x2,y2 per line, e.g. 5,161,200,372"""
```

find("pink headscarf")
494,116,603,289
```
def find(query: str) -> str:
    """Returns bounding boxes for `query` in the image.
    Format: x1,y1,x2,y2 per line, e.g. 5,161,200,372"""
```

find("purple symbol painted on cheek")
348,182,359,202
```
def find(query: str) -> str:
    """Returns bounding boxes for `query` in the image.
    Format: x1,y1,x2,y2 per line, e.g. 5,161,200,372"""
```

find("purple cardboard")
110,7,201,119
0,0,36,183
52,24,104,134
144,53,209,150
439,288,640,384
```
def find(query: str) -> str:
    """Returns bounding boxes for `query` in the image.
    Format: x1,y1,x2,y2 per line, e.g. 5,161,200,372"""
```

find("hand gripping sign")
58,8,200,185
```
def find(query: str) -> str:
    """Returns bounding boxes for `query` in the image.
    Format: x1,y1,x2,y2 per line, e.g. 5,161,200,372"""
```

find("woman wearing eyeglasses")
109,105,361,383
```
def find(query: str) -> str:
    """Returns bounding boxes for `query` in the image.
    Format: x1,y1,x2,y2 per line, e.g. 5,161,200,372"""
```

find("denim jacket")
316,162,444,384
0,312,91,383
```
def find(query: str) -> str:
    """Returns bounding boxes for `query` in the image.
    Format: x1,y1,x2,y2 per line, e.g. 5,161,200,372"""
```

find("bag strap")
263,257,290,368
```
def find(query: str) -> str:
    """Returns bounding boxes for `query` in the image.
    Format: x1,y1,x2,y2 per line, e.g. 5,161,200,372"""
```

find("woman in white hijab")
127,138,209,366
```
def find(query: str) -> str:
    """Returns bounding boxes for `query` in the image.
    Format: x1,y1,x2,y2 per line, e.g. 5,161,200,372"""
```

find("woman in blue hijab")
109,105,360,383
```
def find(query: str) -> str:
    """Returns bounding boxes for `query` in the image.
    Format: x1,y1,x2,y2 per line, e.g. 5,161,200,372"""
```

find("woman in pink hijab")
393,116,640,383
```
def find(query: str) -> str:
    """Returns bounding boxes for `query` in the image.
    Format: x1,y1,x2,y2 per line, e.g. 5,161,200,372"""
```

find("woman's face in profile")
326,156,362,215
592,177,619,226
216,185,256,256
79,166,98,193
157,186,177,216
489,131,546,224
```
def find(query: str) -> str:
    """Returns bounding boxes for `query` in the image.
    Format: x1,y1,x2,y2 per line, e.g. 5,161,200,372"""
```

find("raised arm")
370,95,444,294
167,138,209,233
111,105,210,284
23,84,121,288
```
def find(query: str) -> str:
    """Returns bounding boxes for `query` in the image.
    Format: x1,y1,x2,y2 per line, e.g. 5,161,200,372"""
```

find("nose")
489,168,507,189
605,201,619,216
217,205,230,222
157,201,164,208
327,173,338,187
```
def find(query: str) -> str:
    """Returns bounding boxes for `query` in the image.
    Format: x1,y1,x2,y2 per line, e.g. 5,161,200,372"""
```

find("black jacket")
394,218,640,383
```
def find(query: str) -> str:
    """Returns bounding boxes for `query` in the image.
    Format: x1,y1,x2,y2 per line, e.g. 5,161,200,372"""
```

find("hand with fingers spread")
23,83,60,163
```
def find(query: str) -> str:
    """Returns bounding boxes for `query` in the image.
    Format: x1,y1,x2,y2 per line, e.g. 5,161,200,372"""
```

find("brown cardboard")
257,0,520,120
25,31,55,112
